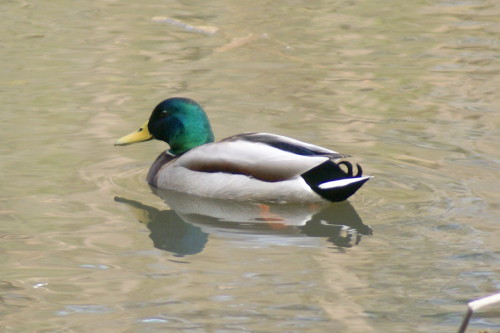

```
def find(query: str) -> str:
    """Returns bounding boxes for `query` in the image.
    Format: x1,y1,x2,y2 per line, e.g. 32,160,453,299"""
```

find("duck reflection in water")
115,188,372,256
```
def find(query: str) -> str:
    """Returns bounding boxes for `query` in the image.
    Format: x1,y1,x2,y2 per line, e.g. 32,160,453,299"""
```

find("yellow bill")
114,121,153,146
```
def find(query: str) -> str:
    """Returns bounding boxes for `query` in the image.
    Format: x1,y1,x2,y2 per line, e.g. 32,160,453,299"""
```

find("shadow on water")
115,188,372,256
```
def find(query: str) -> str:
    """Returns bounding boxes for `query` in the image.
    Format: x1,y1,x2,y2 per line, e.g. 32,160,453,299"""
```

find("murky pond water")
1,0,499,332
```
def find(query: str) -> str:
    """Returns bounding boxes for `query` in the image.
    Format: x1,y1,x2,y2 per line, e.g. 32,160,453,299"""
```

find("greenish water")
1,0,499,332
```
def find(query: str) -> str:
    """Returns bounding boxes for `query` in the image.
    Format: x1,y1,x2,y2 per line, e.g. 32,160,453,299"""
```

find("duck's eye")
160,110,169,118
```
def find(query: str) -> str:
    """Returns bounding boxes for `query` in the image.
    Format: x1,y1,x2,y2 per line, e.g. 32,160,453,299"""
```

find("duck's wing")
175,133,341,182
221,133,348,159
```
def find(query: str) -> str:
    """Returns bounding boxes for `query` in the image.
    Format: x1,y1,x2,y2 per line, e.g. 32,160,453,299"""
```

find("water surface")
1,0,499,332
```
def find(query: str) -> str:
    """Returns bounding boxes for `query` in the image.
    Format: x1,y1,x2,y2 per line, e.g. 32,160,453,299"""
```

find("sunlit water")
1,0,499,332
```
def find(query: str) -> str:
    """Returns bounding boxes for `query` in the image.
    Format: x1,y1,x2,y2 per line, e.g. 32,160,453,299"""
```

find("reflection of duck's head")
114,197,208,256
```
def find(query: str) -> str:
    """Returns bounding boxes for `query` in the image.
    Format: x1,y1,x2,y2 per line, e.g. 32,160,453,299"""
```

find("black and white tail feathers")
301,160,371,202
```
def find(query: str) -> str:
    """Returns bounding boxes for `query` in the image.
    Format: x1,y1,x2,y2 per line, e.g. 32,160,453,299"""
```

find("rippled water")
1,0,499,332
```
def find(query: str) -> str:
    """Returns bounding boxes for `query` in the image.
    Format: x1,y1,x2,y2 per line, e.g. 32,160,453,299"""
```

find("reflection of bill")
115,189,372,256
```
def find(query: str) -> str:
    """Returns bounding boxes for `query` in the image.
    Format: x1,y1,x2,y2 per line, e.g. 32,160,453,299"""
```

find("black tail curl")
301,160,369,202
337,161,363,178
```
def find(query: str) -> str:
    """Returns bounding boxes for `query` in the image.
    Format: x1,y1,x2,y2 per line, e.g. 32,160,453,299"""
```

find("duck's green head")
115,97,215,155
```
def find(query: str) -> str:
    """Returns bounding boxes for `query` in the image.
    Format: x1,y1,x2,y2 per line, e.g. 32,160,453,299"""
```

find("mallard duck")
115,97,371,203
